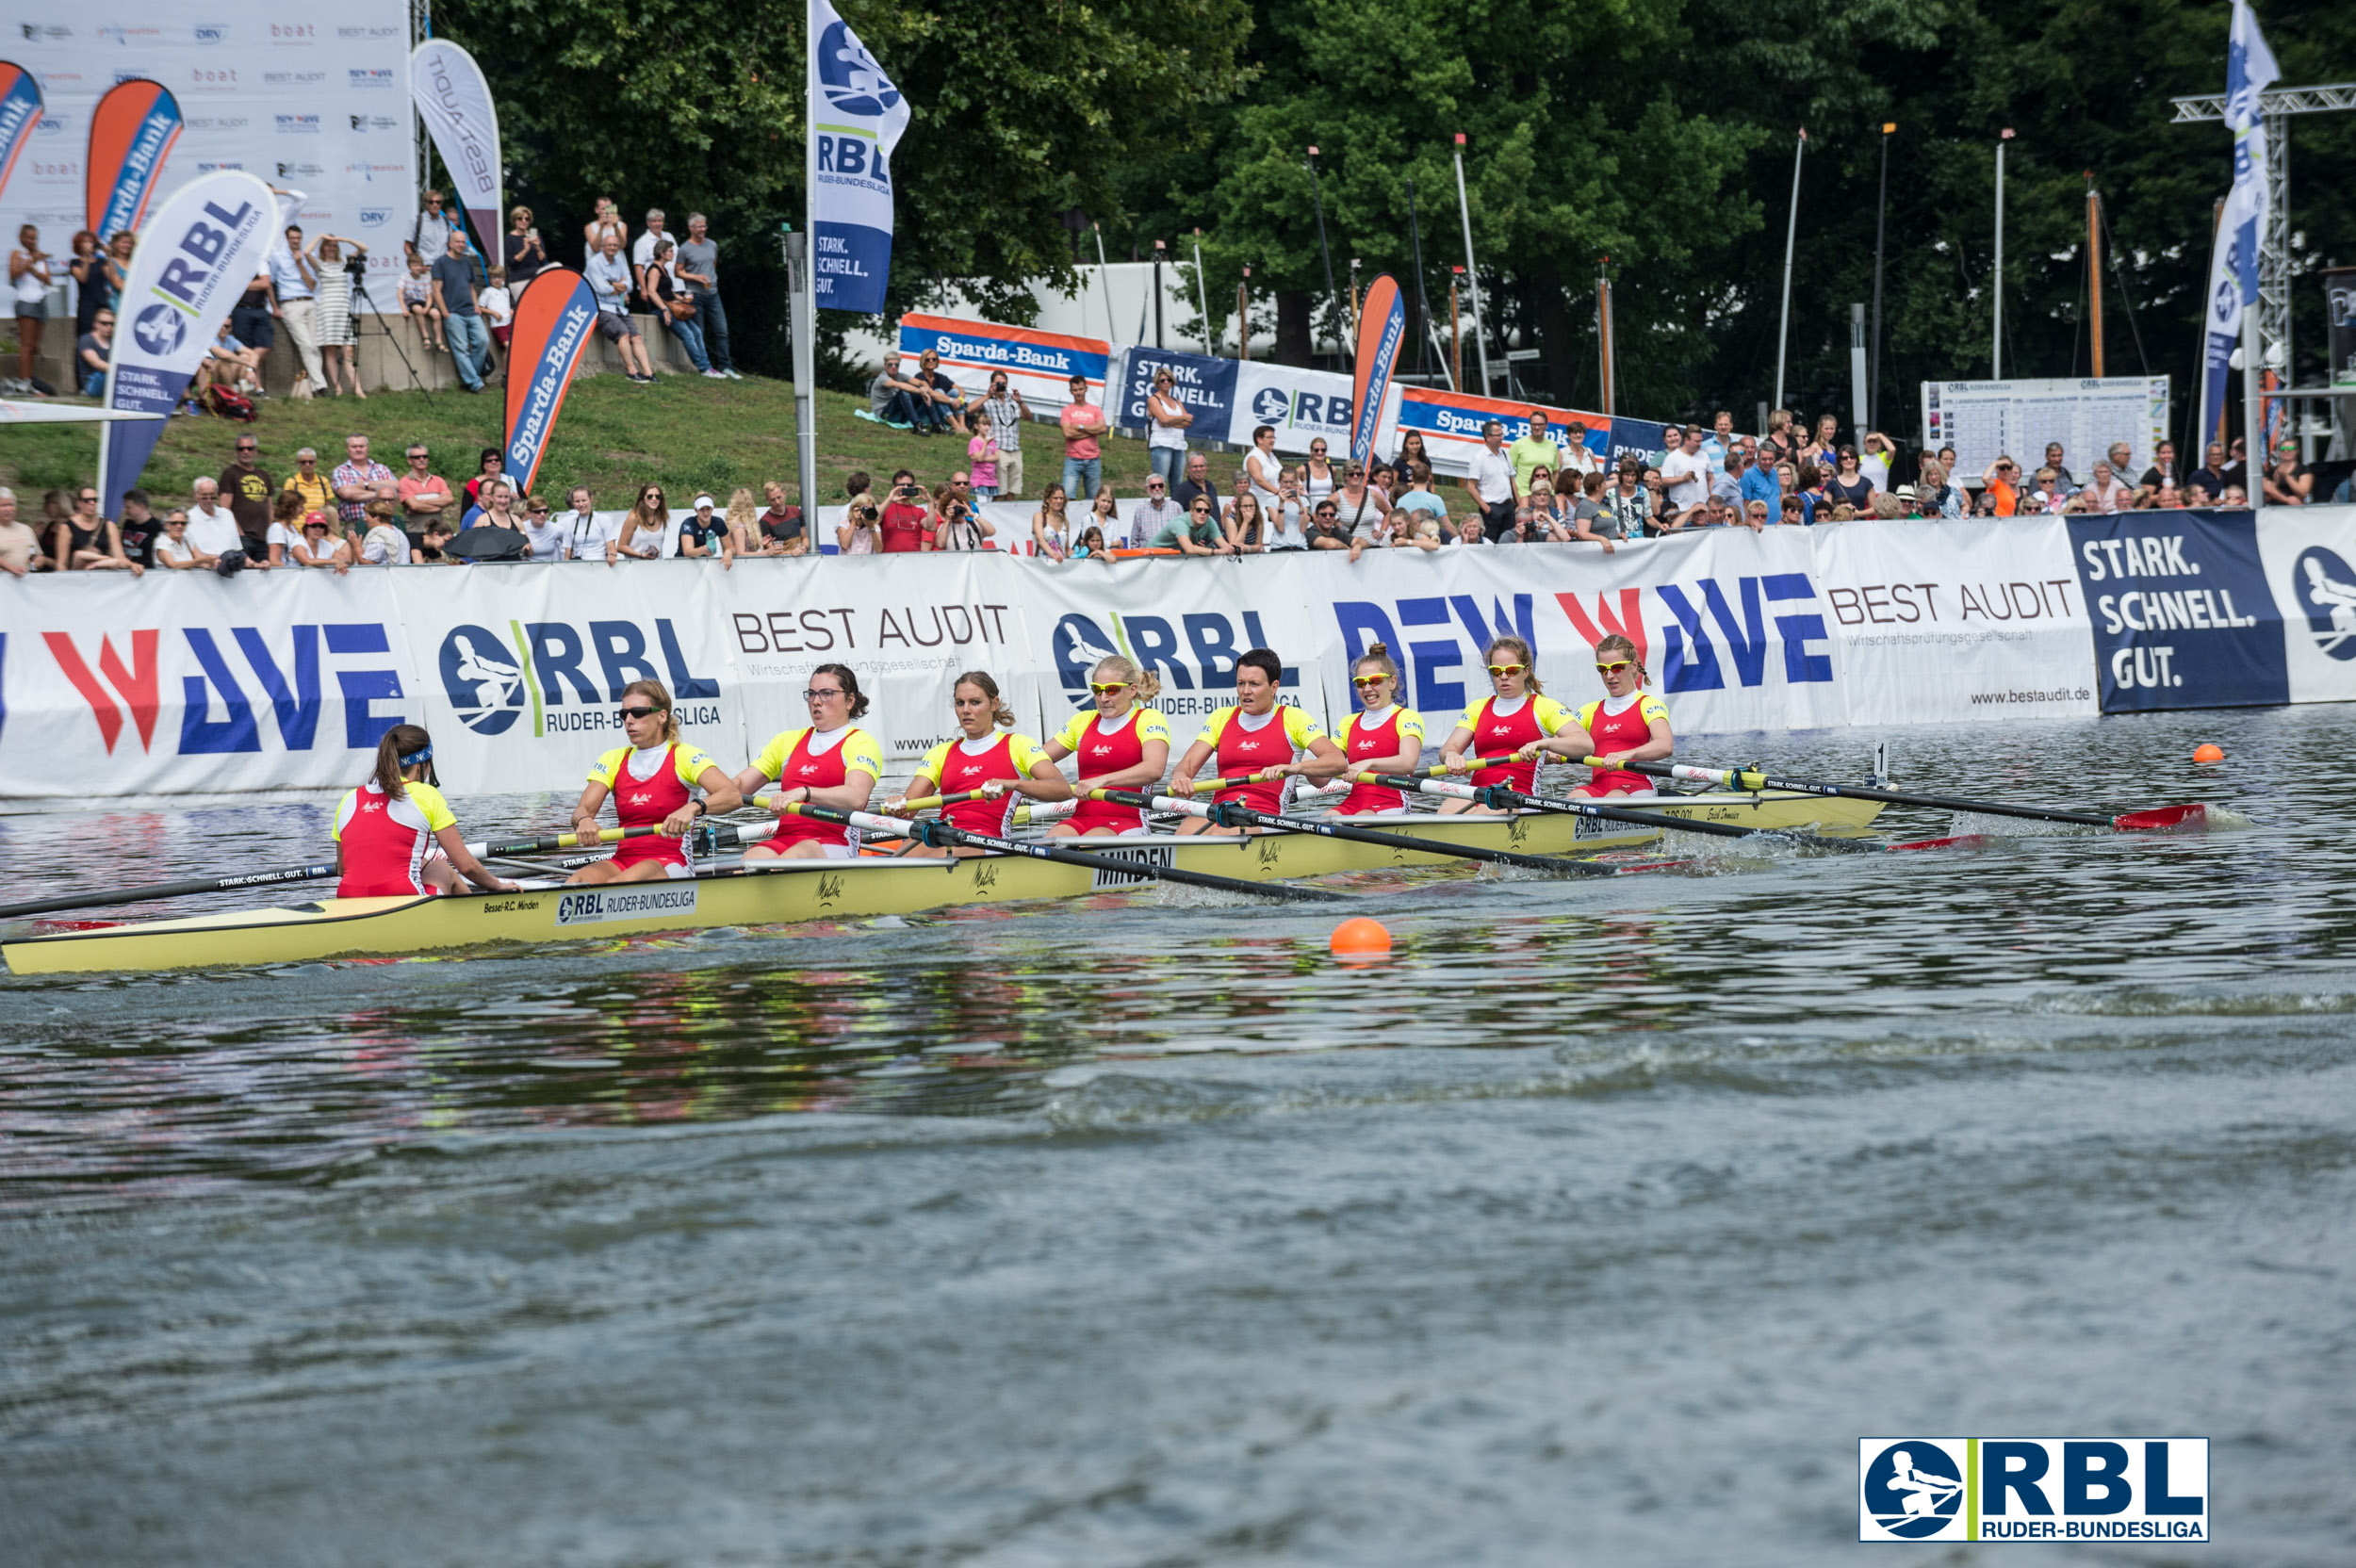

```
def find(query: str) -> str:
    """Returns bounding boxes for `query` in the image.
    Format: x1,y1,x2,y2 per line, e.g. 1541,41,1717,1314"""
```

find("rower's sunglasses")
1088,680,1129,694
617,705,663,720
1350,674,1388,688
1486,662,1527,678
1595,660,1635,676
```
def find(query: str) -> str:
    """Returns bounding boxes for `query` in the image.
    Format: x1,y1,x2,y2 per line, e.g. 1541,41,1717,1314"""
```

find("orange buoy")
2193,743,2225,764
1328,917,1392,958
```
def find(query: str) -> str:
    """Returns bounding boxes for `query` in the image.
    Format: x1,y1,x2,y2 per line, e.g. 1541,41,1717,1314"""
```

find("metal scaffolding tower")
2170,83,2355,400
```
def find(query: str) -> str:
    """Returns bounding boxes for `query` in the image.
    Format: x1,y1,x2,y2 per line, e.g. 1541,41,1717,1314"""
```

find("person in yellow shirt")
565,680,741,884
885,670,1072,855
1167,648,1346,835
1435,635,1579,813
732,664,886,858
282,447,335,515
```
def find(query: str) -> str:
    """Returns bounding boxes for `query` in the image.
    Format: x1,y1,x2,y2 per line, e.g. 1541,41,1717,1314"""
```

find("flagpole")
796,0,820,520
1451,133,1491,397
1773,128,1805,413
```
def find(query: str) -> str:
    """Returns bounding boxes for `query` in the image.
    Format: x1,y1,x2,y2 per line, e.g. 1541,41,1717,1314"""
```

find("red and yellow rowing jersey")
1333,705,1425,814
1575,693,1669,796
1196,703,1325,814
917,731,1051,836
587,742,720,870
750,724,884,852
1452,693,1577,795
1053,705,1171,833
332,779,456,897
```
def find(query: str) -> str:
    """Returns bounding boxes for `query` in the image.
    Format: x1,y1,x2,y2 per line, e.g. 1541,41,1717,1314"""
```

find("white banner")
407,40,499,260
99,169,279,516
13,514,2354,804
1813,517,2098,724
711,553,1053,767
0,570,417,800
1,3,417,309
1921,377,2170,480
384,563,744,796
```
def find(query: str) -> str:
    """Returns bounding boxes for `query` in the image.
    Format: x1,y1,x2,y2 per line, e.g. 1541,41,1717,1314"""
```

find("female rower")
1168,647,1346,836
733,662,884,859
1434,634,1579,814
564,679,743,884
1330,643,1425,816
332,725,513,898
1523,633,1672,796
885,670,1072,856
1041,655,1172,838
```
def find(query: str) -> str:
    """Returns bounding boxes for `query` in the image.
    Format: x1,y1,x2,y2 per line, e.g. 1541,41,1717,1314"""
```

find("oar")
1346,771,1899,854
1598,758,2209,832
0,825,666,920
1088,787,1639,877
769,801,1350,903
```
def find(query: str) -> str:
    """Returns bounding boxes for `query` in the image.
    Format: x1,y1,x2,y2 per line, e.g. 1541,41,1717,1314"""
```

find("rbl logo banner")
2066,512,2286,711
97,169,276,518
0,61,45,204
809,0,908,315
83,76,179,237
1859,1437,2208,1543
502,268,597,497
898,312,1109,417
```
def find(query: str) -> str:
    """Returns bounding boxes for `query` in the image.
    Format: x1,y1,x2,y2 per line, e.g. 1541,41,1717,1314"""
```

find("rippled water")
4,708,2353,1564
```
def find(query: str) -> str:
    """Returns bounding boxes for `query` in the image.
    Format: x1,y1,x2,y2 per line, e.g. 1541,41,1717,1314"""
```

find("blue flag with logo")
810,0,910,315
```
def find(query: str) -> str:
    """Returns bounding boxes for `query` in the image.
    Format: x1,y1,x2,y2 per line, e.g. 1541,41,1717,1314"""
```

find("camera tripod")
351,270,434,397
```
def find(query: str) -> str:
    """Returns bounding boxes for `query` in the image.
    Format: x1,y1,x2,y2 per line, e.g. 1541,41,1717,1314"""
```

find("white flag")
2226,0,2278,309
410,40,502,262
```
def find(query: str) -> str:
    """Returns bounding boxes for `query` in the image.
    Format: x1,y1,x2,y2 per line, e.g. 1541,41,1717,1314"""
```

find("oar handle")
1415,754,1523,776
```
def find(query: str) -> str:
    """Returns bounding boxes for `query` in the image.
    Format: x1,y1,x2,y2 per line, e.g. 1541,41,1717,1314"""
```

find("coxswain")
1523,633,1673,795
1040,655,1172,838
1167,647,1346,835
885,670,1073,856
564,679,743,885
1329,642,1425,816
733,662,885,859
1433,634,1579,814
332,725,514,897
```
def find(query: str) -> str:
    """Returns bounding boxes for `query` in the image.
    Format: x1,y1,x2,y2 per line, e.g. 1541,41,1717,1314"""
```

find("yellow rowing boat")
2,792,1881,974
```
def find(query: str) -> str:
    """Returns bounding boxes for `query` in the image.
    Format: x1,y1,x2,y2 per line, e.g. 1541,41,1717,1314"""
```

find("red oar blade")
1890,833,2004,853
2111,804,2210,832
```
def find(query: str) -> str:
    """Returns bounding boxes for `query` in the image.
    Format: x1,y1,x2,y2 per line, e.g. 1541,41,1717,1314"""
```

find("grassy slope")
0,375,1471,515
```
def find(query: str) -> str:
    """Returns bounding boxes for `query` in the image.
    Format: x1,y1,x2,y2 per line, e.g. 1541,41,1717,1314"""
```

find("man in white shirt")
630,208,677,274
1469,421,1515,536
584,233,655,383
186,478,254,575
270,224,326,397
1661,425,1711,513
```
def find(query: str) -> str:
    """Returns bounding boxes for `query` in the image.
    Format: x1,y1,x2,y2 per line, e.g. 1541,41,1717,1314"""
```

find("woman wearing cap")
333,725,514,898
1433,635,1581,814
1043,654,1171,838
565,679,742,884
1330,644,1425,816
677,493,736,565
886,670,1072,856
1521,634,1673,798
734,663,884,859
1167,648,1347,836
286,510,352,573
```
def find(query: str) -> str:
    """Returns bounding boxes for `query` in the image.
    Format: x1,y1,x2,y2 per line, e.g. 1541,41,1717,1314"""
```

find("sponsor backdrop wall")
7,509,2354,803
2,2,415,309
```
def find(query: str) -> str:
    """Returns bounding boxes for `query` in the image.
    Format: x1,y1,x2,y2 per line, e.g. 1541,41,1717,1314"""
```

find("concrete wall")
17,286,702,400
